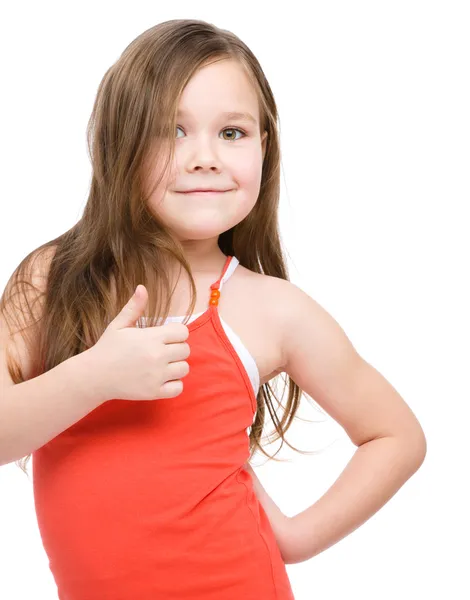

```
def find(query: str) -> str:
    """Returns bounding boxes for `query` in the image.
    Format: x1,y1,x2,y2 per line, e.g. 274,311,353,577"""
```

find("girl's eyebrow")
176,109,257,125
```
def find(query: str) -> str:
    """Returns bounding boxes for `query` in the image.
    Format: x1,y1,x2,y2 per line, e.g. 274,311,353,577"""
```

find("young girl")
0,18,426,600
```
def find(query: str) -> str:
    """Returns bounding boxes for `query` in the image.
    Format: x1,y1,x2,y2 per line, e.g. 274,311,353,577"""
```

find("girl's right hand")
86,284,191,402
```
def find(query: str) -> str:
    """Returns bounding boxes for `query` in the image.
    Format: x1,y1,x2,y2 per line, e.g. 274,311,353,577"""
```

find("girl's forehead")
176,62,260,122
180,60,256,99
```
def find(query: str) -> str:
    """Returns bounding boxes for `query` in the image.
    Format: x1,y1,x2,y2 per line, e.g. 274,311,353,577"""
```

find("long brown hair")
1,19,321,477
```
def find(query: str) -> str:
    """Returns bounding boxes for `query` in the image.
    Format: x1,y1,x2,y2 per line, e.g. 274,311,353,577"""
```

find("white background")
1,1,468,598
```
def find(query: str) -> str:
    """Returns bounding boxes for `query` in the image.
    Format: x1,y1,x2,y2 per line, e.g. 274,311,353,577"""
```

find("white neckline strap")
218,256,239,292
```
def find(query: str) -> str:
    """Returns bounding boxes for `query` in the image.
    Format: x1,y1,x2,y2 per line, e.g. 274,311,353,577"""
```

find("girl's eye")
175,126,246,142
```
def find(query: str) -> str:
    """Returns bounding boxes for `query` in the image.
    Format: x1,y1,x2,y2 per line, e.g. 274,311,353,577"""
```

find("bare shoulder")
234,265,287,321
234,269,293,379
244,270,294,334
249,275,316,369
264,275,426,451
269,276,354,364
256,273,364,384
220,267,284,384
0,245,57,389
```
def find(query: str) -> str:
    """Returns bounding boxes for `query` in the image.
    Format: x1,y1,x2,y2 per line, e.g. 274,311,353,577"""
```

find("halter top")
32,255,295,599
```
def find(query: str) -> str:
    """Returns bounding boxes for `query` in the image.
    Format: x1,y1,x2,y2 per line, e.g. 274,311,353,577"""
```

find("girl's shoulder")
226,266,293,385
236,265,293,325
0,246,57,388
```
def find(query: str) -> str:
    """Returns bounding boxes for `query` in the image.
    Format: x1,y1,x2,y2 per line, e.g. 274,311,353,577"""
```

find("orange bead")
209,298,219,306
210,290,220,299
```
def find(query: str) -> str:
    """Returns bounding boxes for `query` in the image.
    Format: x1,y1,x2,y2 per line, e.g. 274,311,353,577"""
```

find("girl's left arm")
249,279,427,565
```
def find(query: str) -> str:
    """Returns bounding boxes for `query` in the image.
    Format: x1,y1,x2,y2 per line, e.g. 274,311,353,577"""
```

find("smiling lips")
178,189,232,195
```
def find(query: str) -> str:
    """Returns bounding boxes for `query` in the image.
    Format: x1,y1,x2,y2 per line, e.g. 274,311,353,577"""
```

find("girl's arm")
0,349,106,466
0,252,108,466
271,279,426,564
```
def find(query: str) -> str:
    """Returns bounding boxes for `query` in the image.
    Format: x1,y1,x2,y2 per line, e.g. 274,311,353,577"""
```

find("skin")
145,58,268,275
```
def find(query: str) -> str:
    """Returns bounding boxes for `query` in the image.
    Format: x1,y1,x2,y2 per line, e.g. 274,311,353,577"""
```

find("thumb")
108,284,148,330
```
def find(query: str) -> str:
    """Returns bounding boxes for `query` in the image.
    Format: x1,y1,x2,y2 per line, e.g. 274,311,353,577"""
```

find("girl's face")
145,59,267,242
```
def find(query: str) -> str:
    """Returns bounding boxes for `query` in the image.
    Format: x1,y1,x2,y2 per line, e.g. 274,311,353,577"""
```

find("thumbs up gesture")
87,285,191,403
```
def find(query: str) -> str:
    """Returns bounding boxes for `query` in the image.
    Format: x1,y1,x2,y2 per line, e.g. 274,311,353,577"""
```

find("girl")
0,18,426,600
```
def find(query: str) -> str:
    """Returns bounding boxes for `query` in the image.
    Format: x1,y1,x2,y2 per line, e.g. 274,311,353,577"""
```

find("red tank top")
32,255,295,599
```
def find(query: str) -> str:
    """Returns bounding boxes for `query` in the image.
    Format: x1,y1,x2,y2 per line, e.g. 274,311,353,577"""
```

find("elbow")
401,426,427,469
412,424,427,462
